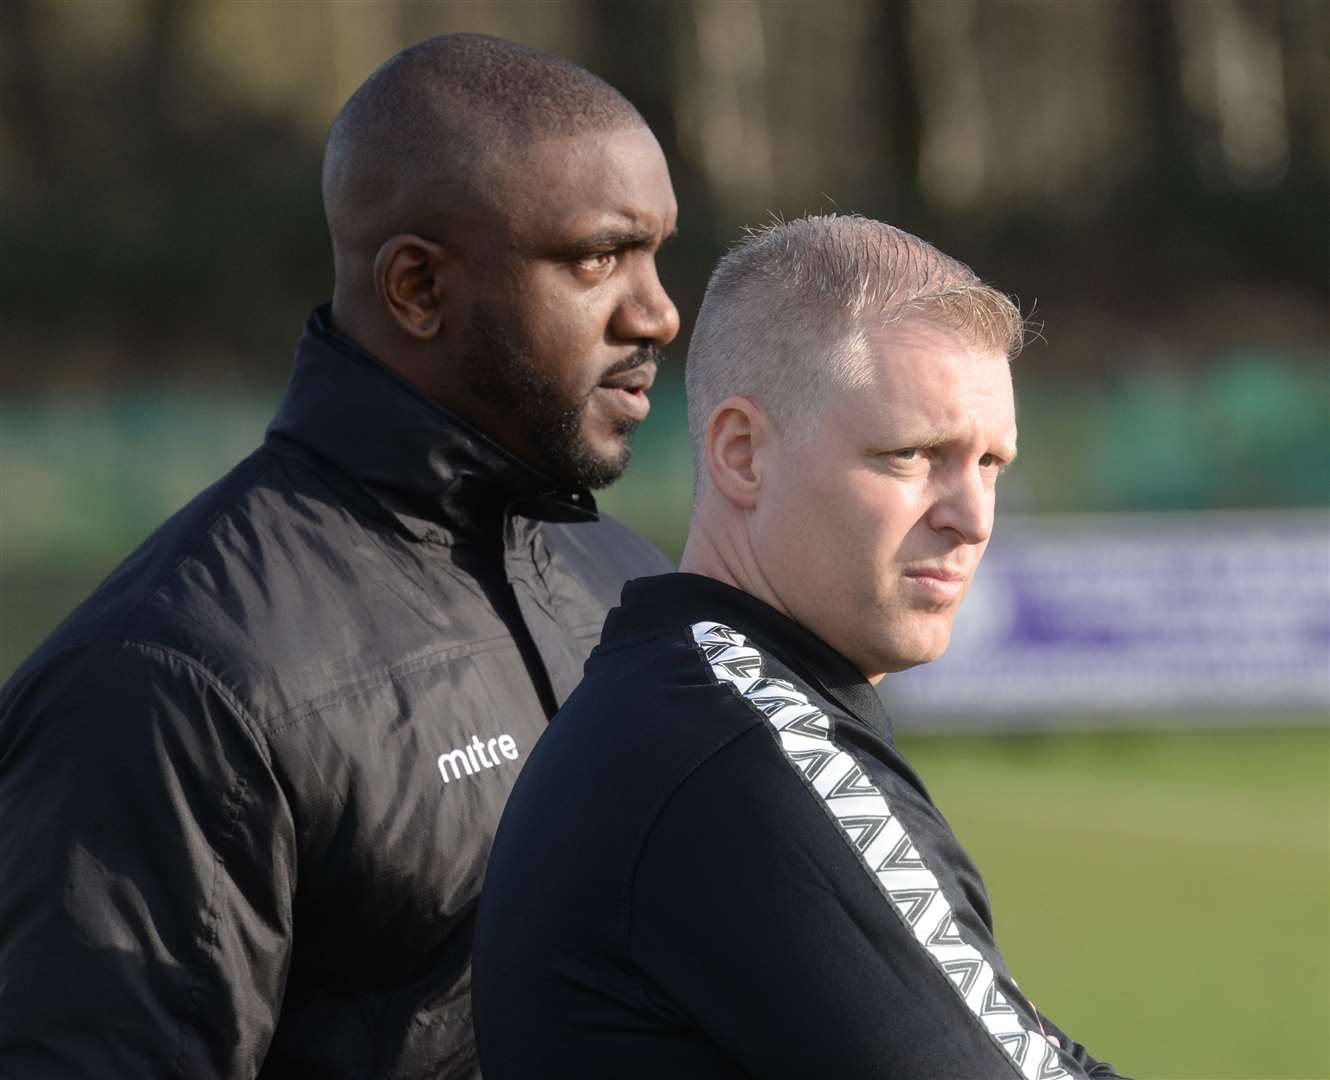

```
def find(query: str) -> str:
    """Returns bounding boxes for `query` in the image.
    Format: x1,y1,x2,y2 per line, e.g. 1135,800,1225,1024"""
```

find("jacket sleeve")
0,640,297,1078
628,724,1094,1080
1039,1012,1131,1079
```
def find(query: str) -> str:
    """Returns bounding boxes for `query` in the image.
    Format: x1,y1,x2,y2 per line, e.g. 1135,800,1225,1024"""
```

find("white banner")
884,510,1330,731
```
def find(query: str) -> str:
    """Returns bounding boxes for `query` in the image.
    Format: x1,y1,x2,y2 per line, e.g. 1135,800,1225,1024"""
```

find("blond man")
474,215,1127,1080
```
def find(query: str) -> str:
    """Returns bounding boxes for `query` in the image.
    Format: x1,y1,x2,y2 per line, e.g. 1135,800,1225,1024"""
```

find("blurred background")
1,2,1326,1076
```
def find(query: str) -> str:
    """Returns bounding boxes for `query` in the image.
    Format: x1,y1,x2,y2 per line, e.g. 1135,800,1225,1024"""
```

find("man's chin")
876,623,955,674
552,434,632,490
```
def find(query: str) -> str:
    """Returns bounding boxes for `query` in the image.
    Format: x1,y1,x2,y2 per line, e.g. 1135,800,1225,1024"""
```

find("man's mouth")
594,354,658,423
903,565,968,600
597,354,658,394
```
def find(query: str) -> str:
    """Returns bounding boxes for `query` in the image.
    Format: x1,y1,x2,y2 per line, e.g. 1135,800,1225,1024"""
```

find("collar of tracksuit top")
605,572,895,744
265,304,599,548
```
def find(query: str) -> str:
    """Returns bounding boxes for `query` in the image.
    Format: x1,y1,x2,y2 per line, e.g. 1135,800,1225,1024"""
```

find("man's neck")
680,510,886,688
679,514,792,625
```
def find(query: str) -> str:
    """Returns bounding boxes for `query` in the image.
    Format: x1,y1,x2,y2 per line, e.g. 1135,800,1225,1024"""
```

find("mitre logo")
436,733,521,785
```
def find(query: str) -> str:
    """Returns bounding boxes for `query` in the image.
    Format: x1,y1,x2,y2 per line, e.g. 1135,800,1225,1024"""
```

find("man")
473,215,1127,1079
0,34,678,1078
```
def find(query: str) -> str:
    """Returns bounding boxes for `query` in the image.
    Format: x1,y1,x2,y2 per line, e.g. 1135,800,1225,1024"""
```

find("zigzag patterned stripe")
691,621,1070,1080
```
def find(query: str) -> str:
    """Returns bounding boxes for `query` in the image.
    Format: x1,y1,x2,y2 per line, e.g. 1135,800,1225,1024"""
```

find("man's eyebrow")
891,427,950,451
563,224,677,256
890,427,1019,462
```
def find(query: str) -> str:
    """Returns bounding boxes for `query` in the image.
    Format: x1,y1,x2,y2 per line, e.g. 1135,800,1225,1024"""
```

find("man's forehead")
489,122,657,180
862,322,1011,385
833,325,1016,438
503,125,673,212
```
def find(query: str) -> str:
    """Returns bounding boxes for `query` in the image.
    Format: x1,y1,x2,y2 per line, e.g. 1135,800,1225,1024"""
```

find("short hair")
685,214,1024,481
322,33,644,252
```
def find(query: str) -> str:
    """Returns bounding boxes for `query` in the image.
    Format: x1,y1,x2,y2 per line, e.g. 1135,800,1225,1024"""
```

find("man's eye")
576,252,616,273
891,448,920,460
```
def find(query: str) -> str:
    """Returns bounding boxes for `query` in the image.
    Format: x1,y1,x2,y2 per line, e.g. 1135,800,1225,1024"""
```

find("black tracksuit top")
474,573,1127,1079
0,308,670,1078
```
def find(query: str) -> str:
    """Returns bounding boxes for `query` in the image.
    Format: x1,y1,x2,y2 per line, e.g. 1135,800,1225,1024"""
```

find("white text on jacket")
437,734,520,784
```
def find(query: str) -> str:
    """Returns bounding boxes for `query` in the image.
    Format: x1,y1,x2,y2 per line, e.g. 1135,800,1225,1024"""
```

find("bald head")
313,34,679,483
322,33,645,289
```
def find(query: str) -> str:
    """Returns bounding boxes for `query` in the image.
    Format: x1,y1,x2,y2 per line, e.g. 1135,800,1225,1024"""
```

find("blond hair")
685,214,1024,479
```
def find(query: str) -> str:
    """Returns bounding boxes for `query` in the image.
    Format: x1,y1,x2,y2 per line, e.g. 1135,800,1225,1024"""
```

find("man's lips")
903,565,968,599
597,359,657,393
594,358,657,424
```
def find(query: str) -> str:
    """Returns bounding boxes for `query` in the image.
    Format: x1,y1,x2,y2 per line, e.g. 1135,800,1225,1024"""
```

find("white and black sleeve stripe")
692,620,1072,1080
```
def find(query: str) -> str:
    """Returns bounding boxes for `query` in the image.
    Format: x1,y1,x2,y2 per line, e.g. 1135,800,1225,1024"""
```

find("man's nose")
612,262,680,346
927,468,994,546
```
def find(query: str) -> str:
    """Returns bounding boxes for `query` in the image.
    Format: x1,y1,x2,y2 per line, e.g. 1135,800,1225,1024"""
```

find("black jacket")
0,308,671,1079
474,573,1127,1080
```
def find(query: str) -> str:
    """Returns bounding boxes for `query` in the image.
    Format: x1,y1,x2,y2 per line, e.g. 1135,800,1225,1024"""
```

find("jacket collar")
606,572,894,741
265,305,598,544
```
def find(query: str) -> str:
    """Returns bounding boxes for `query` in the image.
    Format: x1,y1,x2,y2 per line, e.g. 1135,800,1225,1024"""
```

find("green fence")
3,355,1327,677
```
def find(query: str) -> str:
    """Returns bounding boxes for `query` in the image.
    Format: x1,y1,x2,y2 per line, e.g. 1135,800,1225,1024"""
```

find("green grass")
897,728,1330,1080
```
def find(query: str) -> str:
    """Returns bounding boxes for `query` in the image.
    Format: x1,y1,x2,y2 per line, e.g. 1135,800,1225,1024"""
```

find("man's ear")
704,397,771,510
373,234,460,340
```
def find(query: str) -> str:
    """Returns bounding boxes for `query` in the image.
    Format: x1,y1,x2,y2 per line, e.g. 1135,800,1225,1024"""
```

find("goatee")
462,306,654,490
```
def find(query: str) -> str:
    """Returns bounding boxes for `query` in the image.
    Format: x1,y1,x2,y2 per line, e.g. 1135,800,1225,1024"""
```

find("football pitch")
897,726,1330,1080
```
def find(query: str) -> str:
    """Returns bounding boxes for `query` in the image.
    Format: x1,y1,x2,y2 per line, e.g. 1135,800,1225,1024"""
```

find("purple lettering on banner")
883,510,1330,731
